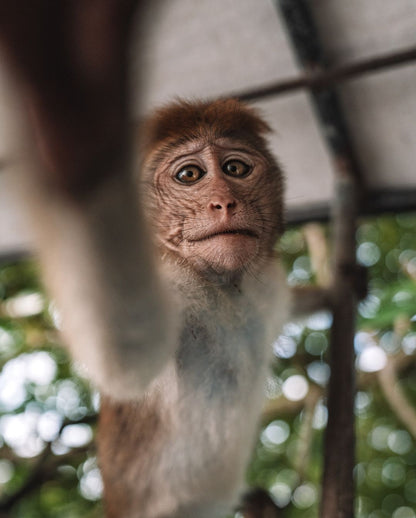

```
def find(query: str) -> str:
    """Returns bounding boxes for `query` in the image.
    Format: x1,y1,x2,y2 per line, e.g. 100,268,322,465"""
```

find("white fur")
124,260,290,518
11,167,179,398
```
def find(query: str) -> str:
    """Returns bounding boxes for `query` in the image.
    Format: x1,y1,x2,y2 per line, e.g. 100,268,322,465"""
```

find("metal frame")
286,189,416,226
226,3,416,225
253,1,416,516
233,45,416,104
1,4,416,260
273,1,362,516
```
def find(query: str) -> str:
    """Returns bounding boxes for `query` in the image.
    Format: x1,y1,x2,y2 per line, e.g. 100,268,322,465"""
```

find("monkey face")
146,137,283,278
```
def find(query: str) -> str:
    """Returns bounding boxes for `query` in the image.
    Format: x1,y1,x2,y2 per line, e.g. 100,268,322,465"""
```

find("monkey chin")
186,233,261,282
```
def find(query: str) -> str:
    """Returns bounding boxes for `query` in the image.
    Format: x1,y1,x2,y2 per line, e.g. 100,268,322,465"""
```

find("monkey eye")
175,165,205,184
222,160,251,178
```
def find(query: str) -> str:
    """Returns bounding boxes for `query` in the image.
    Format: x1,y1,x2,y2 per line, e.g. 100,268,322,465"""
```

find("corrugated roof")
1,0,415,258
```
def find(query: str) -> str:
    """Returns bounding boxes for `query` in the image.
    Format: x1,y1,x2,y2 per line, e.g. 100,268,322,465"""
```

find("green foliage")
0,260,99,517
250,212,416,517
0,212,415,517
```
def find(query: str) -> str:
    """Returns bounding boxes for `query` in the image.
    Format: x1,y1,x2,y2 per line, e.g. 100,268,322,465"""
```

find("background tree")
0,211,415,518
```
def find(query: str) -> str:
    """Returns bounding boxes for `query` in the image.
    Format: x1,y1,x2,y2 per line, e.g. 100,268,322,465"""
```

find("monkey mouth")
189,229,259,243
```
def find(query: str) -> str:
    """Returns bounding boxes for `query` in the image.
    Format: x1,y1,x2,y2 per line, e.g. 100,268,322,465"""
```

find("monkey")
0,6,332,517
96,98,290,518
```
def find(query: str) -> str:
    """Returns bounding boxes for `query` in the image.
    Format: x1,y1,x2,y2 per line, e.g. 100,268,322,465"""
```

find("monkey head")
140,99,284,281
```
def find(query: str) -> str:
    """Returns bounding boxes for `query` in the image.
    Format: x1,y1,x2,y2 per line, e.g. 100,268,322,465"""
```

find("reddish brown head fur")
141,98,274,162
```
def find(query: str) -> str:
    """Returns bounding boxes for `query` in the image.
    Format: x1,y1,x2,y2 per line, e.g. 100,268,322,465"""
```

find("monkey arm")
0,1,179,399
24,172,179,399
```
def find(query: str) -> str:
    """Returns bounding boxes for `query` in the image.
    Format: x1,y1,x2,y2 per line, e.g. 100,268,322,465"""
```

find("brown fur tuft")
140,98,273,158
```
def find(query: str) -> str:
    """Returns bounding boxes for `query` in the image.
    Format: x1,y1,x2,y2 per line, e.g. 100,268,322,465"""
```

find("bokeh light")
282,375,309,401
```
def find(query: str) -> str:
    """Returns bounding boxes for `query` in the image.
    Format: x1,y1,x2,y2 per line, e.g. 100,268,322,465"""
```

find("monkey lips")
185,226,261,274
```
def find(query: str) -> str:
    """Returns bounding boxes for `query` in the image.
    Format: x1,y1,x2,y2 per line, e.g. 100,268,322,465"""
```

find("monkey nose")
208,198,237,213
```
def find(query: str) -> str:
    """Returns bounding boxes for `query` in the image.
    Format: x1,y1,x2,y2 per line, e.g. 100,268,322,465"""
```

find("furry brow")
139,98,273,160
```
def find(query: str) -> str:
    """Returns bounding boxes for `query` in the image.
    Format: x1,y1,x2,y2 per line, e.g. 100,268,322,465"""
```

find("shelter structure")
1,0,415,259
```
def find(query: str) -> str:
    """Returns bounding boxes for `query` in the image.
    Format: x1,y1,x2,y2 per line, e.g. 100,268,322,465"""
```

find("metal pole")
232,46,416,103
273,1,361,516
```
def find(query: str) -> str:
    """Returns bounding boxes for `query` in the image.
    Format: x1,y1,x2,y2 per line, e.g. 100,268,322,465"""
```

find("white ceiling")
1,0,415,258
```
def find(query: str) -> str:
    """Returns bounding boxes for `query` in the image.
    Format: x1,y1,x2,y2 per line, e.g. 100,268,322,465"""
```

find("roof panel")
338,65,416,190
133,0,298,110
0,0,415,258
310,0,416,62
253,94,335,211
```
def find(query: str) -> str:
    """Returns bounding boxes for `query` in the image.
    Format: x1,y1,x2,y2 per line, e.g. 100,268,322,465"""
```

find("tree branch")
377,352,416,439
0,416,96,513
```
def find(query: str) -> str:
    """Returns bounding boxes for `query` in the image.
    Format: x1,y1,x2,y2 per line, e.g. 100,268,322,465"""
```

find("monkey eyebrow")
216,141,262,159
215,144,256,155
145,139,205,171
153,141,259,173
167,145,257,166
166,151,203,167
224,148,259,160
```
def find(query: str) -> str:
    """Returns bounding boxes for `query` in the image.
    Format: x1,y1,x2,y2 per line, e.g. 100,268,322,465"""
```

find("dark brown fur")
140,99,273,158
99,396,167,518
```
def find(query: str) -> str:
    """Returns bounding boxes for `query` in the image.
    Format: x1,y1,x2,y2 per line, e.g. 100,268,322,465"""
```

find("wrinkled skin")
145,137,283,282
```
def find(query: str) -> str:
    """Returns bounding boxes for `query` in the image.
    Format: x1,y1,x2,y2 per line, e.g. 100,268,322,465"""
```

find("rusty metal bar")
233,45,416,103
323,174,359,518
285,189,416,226
273,1,361,517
